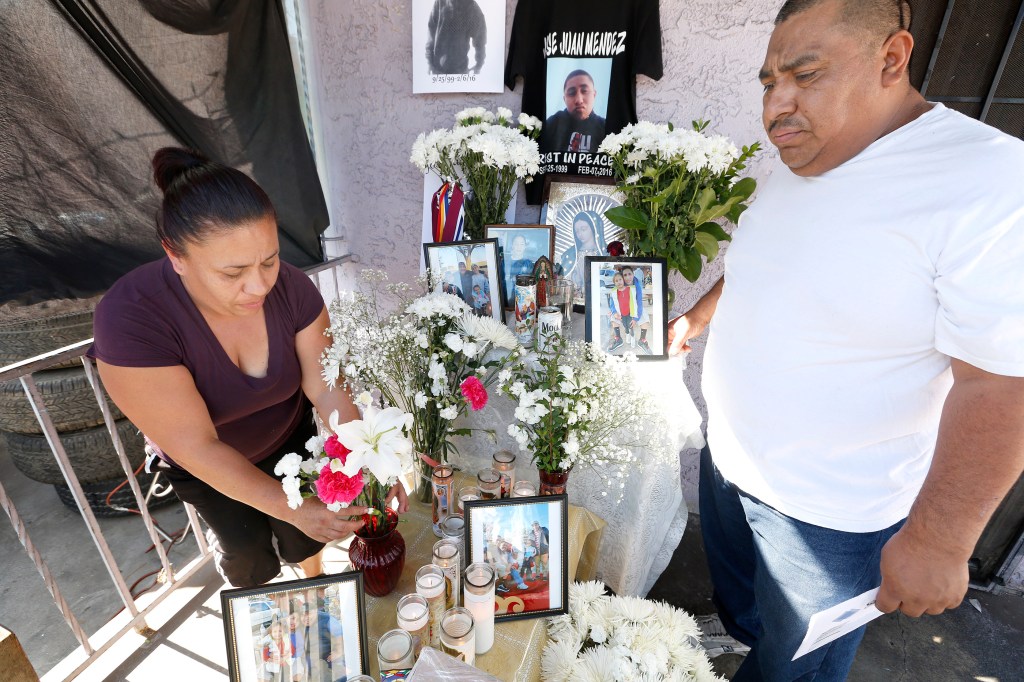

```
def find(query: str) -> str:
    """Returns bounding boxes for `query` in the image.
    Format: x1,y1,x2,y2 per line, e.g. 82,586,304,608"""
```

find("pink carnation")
460,375,488,410
315,464,364,506
324,435,350,463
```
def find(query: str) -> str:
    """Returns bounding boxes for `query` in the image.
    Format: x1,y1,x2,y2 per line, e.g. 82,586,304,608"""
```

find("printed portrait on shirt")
540,58,613,160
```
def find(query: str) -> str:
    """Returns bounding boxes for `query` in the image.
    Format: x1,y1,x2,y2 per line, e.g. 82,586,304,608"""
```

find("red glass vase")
349,508,405,597
538,468,571,496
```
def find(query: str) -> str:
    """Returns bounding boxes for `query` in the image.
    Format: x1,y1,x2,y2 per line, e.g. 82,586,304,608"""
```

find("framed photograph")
484,224,555,310
221,571,369,682
540,176,626,309
424,238,504,322
411,0,505,94
584,257,668,360
463,494,568,622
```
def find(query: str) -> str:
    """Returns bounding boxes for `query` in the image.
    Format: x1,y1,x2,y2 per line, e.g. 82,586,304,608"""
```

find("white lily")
330,407,412,483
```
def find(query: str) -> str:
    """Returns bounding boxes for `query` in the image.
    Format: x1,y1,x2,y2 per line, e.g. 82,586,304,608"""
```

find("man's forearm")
689,277,725,331
902,360,1024,559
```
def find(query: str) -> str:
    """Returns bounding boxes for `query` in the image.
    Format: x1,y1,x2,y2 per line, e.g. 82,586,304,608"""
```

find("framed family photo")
584,257,668,360
540,176,626,309
220,571,369,682
484,224,555,310
424,238,504,322
463,494,568,622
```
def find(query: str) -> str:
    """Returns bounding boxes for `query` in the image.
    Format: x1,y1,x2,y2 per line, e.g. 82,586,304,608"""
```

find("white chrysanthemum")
575,645,627,682
540,638,582,682
610,595,657,624
457,313,519,350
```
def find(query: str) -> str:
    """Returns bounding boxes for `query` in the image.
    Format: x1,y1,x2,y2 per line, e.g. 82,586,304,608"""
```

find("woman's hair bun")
151,147,209,193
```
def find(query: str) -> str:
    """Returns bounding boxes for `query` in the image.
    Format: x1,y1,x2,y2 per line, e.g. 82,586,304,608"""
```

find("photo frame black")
423,238,505,322
540,175,626,311
584,256,669,360
484,224,556,311
463,494,569,623
221,571,370,682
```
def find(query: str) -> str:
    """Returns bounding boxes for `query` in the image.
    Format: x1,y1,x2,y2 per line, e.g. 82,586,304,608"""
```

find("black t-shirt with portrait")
505,0,663,204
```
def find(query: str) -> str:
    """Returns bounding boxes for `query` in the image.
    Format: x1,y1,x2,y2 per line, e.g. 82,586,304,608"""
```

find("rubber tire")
0,306,96,370
53,471,178,518
2,419,145,485
0,367,123,434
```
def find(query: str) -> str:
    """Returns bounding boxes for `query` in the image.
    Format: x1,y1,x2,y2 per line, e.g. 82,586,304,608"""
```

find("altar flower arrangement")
599,120,760,282
411,106,543,239
275,406,413,536
321,270,522,502
498,335,653,496
542,581,722,682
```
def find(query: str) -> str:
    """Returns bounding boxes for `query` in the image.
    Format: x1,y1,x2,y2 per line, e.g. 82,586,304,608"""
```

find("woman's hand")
289,498,369,543
386,481,410,513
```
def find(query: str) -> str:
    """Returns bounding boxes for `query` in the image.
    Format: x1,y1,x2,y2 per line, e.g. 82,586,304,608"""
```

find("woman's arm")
96,360,366,541
295,306,409,512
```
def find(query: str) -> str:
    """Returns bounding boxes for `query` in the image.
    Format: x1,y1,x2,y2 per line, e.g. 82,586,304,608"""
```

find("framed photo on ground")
540,176,626,309
584,257,668,360
424,238,504,322
463,494,568,622
221,571,369,682
484,224,555,310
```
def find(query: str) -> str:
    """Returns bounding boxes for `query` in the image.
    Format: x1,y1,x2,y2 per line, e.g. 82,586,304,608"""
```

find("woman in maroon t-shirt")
90,148,407,587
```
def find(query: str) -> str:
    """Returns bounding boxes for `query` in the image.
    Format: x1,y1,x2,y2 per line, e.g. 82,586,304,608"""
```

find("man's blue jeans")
699,446,904,681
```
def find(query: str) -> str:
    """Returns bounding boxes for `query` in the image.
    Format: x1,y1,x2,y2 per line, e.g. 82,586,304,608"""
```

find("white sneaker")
696,614,751,658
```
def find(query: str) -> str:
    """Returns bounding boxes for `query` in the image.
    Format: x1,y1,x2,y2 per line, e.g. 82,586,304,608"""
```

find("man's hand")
668,313,699,355
875,525,968,617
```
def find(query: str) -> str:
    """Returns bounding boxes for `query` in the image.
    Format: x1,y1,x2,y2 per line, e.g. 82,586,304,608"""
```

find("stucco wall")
305,0,780,507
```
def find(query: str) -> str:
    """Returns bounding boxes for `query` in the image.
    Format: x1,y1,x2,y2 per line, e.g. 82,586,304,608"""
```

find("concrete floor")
3,433,1023,681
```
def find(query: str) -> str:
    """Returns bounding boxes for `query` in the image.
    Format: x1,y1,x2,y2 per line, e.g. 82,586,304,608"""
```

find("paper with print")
792,587,884,660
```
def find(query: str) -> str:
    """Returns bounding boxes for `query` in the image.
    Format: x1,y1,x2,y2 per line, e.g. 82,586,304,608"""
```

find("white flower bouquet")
542,581,722,682
599,120,760,282
497,336,653,492
321,270,523,502
411,106,543,239
275,406,413,537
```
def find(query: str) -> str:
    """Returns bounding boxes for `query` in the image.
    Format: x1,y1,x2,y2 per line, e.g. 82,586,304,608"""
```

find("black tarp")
0,0,328,306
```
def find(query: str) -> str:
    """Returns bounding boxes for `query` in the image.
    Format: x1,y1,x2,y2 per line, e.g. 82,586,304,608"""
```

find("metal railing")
0,255,353,679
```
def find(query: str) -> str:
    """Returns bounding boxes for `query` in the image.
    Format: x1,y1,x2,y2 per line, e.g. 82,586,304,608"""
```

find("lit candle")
396,594,429,659
439,607,476,666
457,485,481,513
492,450,517,497
432,539,461,609
463,562,495,654
415,565,446,648
477,468,501,499
377,629,415,678
512,480,537,497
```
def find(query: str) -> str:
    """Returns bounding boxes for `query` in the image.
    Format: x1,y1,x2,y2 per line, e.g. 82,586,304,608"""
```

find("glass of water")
550,278,575,331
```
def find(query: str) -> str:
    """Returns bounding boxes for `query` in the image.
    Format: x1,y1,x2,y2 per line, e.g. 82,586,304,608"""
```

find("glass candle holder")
439,606,476,666
415,564,446,648
431,464,455,537
492,450,516,498
440,514,465,544
512,479,538,497
457,485,481,514
377,629,415,677
463,562,496,654
396,593,429,659
477,468,501,499
432,539,461,610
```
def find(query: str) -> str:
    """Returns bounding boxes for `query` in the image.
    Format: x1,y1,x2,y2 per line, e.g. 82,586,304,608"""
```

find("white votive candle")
463,562,496,654
415,564,446,648
396,593,429,659
440,606,476,666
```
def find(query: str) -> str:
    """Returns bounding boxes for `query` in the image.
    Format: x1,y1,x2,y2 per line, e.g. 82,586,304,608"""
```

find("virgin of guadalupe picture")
543,183,624,306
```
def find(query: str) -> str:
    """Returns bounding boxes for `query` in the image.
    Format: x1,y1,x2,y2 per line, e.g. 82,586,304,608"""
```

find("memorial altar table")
359,472,606,681
458,321,706,597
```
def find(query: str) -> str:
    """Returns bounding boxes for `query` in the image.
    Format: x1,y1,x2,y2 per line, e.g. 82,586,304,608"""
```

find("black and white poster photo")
412,0,505,93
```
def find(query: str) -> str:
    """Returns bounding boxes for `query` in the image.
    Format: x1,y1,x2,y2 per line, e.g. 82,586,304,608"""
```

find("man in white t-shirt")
670,0,1024,678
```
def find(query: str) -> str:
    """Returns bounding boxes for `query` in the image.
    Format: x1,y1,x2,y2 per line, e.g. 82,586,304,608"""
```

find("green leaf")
726,202,748,225
695,194,745,225
696,222,732,242
730,177,757,201
694,232,720,262
605,206,649,231
679,248,704,282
